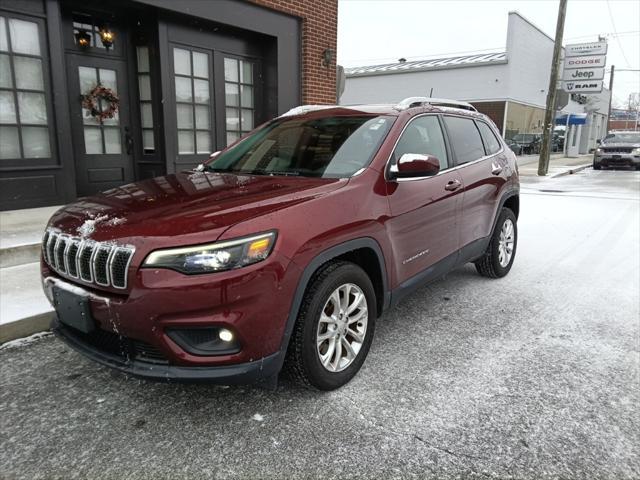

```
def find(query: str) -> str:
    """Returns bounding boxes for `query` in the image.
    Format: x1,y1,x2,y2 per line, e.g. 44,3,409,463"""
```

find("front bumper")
594,153,640,167
52,317,283,384
42,250,302,382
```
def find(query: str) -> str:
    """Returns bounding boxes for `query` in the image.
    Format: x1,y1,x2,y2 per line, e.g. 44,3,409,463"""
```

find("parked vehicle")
506,139,523,155
593,131,640,170
509,133,541,155
41,97,520,390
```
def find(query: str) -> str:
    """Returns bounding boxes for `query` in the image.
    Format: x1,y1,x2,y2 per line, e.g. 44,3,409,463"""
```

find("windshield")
603,133,640,144
512,134,535,142
206,115,394,178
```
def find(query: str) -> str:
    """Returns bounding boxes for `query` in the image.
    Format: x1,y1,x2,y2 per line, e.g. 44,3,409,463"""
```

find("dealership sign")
564,55,606,68
562,41,607,94
562,80,603,93
562,66,605,81
565,41,608,57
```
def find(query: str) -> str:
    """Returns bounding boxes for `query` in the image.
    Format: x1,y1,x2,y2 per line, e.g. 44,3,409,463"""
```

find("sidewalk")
516,153,592,177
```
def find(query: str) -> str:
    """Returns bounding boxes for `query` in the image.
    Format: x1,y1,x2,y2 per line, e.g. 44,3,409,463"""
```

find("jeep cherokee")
41,97,520,390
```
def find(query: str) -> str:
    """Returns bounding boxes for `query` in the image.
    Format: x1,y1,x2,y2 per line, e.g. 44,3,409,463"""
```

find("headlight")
143,231,277,274
632,148,640,155
595,148,603,154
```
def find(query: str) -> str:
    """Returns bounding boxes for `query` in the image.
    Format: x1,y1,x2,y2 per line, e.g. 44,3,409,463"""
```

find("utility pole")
606,65,615,133
538,0,568,176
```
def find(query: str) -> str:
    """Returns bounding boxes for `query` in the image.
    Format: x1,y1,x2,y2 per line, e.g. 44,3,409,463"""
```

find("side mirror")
596,139,601,144
390,153,440,179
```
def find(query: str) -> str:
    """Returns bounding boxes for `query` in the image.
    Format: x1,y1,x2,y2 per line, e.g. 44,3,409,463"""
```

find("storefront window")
0,16,51,159
173,47,211,155
224,57,254,146
504,101,546,140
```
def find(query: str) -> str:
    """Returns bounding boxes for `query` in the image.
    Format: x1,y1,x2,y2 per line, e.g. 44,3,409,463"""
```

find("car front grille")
603,147,634,154
43,229,134,290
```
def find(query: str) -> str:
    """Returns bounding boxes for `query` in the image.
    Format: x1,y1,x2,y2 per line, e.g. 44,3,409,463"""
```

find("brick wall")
609,120,639,131
248,0,337,105
471,101,506,135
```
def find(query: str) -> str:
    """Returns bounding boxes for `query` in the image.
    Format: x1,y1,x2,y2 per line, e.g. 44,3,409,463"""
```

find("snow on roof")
345,52,507,77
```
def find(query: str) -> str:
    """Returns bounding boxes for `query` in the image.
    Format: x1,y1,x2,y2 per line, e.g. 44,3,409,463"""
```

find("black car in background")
509,133,541,155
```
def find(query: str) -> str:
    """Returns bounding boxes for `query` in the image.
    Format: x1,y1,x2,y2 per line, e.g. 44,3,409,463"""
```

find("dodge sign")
564,55,606,69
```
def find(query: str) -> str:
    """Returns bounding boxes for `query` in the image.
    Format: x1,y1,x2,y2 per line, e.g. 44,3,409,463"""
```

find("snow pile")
0,331,53,351
252,413,264,422
77,214,109,238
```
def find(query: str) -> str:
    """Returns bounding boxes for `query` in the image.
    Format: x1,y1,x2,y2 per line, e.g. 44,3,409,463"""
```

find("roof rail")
280,105,336,117
395,97,477,112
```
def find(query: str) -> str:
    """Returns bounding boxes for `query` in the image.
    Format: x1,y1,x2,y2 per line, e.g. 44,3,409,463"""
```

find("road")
1,169,639,479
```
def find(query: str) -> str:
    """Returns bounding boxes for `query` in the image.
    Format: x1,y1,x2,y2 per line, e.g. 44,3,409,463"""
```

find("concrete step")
0,262,53,344
0,205,60,268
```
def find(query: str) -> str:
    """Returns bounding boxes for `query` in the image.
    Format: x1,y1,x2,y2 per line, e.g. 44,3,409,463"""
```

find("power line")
606,0,632,68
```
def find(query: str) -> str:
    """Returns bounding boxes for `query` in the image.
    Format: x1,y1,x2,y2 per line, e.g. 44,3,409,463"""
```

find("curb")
551,163,592,178
0,311,53,344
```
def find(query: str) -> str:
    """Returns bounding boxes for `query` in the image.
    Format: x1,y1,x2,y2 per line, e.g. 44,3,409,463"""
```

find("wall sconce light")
322,48,335,68
75,29,91,49
99,26,115,50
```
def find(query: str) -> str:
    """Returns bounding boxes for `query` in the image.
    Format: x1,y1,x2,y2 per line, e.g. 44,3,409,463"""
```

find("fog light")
219,328,233,342
166,327,241,356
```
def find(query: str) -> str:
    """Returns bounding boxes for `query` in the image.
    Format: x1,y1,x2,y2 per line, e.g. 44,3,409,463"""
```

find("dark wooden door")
66,54,134,196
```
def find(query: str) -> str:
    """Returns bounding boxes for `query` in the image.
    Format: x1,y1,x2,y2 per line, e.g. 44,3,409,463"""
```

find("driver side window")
393,115,448,170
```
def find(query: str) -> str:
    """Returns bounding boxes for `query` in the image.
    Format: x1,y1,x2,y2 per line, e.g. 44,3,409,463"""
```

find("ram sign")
562,80,604,93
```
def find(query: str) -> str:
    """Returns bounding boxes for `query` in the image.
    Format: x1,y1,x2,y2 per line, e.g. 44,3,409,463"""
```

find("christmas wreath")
82,85,120,121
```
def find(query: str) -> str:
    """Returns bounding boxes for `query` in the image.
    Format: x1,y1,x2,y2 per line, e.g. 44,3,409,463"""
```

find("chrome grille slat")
43,228,134,290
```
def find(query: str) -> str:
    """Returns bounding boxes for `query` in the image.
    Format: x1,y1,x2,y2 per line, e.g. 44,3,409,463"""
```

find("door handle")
124,127,134,155
444,179,462,191
491,161,503,175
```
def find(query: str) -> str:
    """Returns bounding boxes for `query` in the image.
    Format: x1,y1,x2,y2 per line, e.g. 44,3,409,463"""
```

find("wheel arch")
277,238,390,363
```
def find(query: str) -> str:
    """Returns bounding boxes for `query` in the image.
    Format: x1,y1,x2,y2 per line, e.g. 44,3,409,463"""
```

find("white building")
341,12,609,154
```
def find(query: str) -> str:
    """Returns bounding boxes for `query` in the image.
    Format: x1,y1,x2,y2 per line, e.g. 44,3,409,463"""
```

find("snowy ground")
1,169,639,479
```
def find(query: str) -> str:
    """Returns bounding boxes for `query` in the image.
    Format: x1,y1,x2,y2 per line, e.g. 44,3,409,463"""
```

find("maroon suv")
41,97,519,390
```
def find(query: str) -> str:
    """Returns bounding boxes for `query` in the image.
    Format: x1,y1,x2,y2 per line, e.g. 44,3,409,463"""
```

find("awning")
555,113,588,125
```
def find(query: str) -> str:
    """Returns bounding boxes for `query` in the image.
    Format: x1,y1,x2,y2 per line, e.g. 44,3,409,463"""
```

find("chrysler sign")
562,67,605,81
565,41,608,57
562,80,603,93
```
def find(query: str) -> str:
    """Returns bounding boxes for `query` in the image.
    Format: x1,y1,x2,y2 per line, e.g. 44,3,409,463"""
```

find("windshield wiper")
248,169,300,177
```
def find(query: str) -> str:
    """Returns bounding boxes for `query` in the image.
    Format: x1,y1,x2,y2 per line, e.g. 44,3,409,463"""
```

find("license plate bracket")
53,286,95,333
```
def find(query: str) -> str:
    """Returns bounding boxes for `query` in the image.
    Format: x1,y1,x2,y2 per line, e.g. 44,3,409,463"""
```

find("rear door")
443,115,508,250
385,114,464,285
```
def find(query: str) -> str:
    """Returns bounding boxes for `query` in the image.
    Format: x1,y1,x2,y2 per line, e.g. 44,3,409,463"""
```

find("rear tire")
285,261,376,390
475,208,518,278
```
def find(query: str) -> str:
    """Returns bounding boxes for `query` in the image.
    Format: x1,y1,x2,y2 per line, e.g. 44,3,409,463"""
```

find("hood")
48,171,346,247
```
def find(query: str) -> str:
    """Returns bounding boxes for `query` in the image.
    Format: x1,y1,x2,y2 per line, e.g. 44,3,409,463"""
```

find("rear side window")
393,115,448,169
443,116,485,165
476,121,502,155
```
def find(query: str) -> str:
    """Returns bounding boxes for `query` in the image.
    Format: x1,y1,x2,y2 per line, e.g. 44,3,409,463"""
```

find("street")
1,169,639,479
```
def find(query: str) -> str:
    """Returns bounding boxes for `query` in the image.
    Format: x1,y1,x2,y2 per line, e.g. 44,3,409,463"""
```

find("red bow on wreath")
81,84,120,122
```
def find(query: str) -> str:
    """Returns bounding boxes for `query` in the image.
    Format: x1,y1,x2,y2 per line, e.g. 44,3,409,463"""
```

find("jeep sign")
565,41,608,57
564,55,606,68
562,80,603,93
562,67,605,81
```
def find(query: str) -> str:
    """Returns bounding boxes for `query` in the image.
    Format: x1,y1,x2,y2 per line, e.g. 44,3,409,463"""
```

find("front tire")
593,161,602,170
475,208,518,278
286,261,376,390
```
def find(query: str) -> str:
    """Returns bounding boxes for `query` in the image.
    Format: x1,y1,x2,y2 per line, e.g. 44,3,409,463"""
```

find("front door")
385,114,463,285
66,54,134,196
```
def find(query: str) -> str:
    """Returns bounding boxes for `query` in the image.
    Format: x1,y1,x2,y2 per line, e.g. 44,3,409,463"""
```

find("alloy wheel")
498,218,515,267
316,283,368,372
